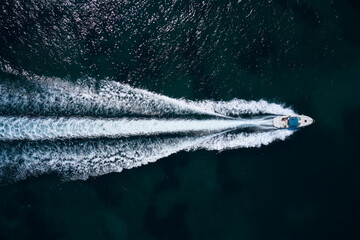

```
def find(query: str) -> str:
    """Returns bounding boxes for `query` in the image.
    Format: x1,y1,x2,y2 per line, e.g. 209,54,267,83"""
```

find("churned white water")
0,116,275,141
0,75,295,118
0,129,293,181
0,73,296,181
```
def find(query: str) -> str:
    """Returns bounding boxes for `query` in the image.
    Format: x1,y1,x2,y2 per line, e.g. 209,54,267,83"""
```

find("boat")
273,115,314,129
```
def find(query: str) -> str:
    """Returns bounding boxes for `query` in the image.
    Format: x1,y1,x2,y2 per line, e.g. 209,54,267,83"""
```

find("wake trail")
0,129,293,181
0,68,297,181
0,75,295,118
0,116,274,141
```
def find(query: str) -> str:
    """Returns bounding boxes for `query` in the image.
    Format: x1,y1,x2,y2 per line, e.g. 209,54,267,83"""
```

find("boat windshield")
288,117,299,127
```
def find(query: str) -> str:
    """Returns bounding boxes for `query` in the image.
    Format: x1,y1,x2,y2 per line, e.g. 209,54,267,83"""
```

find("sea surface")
0,0,360,239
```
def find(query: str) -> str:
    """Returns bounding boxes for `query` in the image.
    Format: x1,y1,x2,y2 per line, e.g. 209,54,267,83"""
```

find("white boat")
273,115,314,129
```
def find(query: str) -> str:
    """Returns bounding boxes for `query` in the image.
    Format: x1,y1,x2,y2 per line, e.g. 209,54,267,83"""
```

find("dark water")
0,0,360,239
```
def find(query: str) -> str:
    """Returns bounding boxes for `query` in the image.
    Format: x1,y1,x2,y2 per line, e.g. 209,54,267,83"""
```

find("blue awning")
289,117,299,128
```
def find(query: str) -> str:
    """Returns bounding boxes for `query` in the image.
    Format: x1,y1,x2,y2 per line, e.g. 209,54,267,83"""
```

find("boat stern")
273,116,289,128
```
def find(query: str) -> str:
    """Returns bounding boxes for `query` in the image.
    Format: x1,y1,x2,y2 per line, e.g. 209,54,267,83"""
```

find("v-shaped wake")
0,73,296,181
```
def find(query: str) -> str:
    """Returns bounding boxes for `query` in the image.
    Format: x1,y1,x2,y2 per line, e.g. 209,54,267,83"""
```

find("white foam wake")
0,129,293,181
192,99,295,116
0,69,297,181
0,116,273,141
0,76,295,118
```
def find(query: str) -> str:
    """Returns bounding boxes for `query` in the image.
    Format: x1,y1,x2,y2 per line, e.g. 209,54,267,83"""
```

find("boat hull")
273,115,314,129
